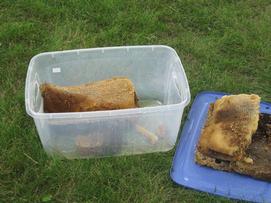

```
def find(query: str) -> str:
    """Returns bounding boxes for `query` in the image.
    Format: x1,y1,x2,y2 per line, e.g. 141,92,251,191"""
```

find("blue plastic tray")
171,91,271,202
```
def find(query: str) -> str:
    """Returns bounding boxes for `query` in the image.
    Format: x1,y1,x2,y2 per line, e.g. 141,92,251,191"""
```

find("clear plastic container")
25,45,190,159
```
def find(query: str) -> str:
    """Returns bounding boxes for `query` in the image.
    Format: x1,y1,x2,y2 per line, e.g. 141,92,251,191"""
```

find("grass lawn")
1,0,271,202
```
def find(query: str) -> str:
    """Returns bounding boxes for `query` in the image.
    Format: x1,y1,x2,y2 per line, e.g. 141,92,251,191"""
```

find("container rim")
25,45,191,119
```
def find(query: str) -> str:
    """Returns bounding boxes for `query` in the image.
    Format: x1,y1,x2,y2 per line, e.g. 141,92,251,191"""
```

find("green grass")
0,0,271,202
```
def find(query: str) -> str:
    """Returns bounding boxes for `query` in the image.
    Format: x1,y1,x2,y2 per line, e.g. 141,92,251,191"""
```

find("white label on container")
52,67,61,73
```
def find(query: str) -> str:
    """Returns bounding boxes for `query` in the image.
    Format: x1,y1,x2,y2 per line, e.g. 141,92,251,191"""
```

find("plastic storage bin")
25,45,190,158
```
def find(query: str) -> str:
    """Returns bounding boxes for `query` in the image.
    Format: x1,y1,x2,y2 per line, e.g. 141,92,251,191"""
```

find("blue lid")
171,91,271,203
